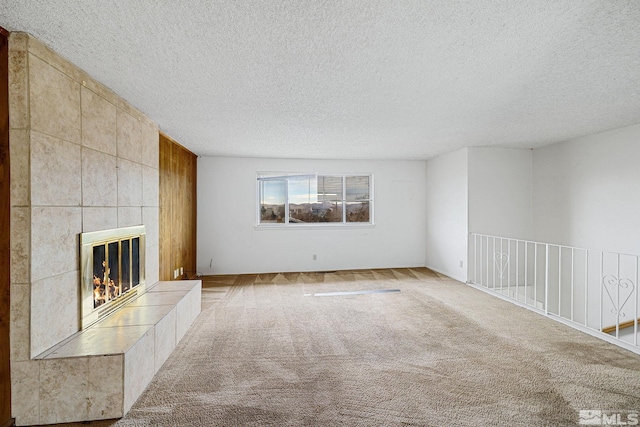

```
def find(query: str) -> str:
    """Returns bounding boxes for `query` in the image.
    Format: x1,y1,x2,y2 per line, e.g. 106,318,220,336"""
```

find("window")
257,173,373,226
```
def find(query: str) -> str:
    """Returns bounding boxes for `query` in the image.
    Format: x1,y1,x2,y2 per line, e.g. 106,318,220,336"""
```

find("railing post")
533,244,537,305
486,236,489,288
559,248,562,317
600,252,603,332
507,239,511,295
545,244,549,315
633,257,639,345
571,248,574,322
616,254,620,339
516,240,519,301
585,250,589,328
474,233,477,284
493,236,496,290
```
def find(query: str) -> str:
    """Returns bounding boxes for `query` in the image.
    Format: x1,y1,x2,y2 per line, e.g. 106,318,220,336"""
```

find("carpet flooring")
47,268,640,426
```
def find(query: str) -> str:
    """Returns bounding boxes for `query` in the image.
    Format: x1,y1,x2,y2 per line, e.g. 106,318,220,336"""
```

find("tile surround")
141,121,160,168
82,147,118,207
96,304,175,328
81,86,117,155
82,207,118,233
123,328,156,413
154,308,177,372
142,207,159,246
30,206,82,282
30,131,82,206
10,360,41,426
9,32,164,426
9,283,30,362
117,157,143,207
39,358,89,424
146,244,160,286
142,165,160,207
10,206,30,284
86,355,125,420
117,109,142,163
29,53,81,144
8,48,28,130
31,270,80,357
9,128,29,207
117,206,142,228
44,325,154,358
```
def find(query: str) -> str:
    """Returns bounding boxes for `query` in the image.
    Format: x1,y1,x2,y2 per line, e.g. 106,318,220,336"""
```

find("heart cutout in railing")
602,275,636,318
494,252,509,280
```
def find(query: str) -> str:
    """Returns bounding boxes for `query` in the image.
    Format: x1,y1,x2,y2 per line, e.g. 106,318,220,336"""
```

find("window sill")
254,223,375,231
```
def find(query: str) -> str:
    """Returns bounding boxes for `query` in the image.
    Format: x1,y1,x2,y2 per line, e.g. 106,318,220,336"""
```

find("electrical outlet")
459,260,464,268
313,254,317,260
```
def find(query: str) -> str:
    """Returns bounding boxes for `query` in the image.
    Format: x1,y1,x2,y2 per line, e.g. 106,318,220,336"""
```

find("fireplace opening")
81,226,146,329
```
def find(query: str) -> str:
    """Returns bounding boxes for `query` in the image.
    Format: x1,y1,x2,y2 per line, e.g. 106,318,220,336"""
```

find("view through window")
258,173,373,225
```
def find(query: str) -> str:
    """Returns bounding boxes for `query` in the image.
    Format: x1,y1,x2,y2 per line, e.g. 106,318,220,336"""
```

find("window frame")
256,172,374,227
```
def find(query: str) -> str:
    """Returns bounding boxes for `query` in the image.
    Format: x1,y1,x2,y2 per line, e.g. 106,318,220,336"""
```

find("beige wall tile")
142,207,159,247
9,32,28,52
140,122,159,168
40,354,126,422
87,355,125,419
9,48,29,130
10,283,30,361
31,131,82,206
176,286,201,342
9,129,29,207
145,244,159,286
29,54,81,144
82,86,117,155
82,147,117,207
31,206,82,282
27,33,155,130
11,360,41,426
31,270,80,357
123,328,155,413
27,34,87,85
83,207,118,233
154,309,177,372
39,358,88,424
117,158,142,207
142,165,159,207
116,110,141,163
10,206,30,284
118,207,142,228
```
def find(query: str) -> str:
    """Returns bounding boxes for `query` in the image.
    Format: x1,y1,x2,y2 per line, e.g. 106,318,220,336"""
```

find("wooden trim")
602,318,640,334
0,27,12,426
159,133,197,281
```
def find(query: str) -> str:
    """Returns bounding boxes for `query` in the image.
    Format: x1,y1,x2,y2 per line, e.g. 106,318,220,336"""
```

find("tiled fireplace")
8,32,174,425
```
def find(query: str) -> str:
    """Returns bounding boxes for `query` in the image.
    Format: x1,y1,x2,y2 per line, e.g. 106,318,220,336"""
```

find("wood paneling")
0,27,14,427
159,133,197,281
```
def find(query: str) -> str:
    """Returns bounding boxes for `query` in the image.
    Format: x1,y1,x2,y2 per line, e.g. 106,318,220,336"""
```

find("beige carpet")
58,268,640,426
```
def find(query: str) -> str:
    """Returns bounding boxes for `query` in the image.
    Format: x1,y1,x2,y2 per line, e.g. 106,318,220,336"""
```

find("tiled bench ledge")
32,280,202,425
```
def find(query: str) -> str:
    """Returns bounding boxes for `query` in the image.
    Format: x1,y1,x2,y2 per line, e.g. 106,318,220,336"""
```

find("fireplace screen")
80,226,146,329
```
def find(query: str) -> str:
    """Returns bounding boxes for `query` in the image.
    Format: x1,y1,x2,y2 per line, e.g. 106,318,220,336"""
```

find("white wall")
533,123,640,255
468,147,533,239
425,148,468,283
197,157,426,274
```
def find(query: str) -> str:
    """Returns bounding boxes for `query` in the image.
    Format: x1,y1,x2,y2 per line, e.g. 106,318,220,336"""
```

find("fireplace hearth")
80,226,146,329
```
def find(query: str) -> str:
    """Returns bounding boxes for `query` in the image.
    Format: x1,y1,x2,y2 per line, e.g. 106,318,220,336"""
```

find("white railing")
469,233,640,355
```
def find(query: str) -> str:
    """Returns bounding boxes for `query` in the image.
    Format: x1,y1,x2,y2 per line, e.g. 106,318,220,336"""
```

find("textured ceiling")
1,1,640,159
